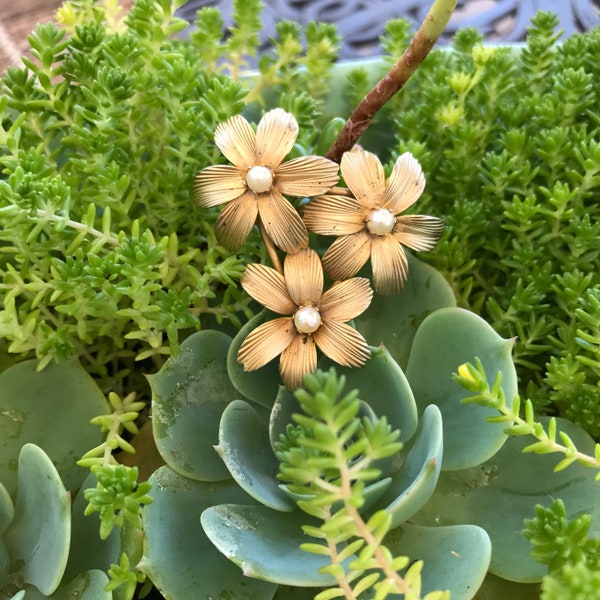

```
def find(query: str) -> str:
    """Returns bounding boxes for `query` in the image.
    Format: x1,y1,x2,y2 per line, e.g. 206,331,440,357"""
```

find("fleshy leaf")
5,444,71,596
0,359,108,496
411,418,600,582
384,522,491,599
374,404,443,528
354,254,456,368
319,345,418,444
202,504,352,586
140,466,277,600
148,330,239,481
228,310,282,407
19,570,111,599
0,481,13,535
0,540,9,591
405,307,517,470
217,399,296,512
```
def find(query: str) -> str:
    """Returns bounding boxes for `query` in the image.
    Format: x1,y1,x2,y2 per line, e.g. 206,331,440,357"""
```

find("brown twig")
257,216,283,274
325,0,458,163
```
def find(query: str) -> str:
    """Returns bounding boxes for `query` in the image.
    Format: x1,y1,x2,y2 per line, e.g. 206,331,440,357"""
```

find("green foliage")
453,358,600,476
523,499,600,573
0,0,255,396
523,499,600,600
361,11,600,431
275,368,447,600
84,465,152,540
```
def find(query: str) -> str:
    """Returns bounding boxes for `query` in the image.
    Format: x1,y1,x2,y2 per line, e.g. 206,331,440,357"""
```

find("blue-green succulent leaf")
62,473,120,583
382,522,491,600
148,330,239,481
0,481,14,535
217,399,296,512
354,254,456,369
405,307,516,470
0,359,108,496
5,444,71,596
202,504,352,586
319,345,418,444
375,404,443,528
228,311,282,407
17,570,111,599
411,418,600,582
140,466,277,600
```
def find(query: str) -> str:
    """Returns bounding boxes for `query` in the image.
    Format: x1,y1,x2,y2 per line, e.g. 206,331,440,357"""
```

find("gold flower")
303,149,445,295
194,108,340,253
238,248,373,390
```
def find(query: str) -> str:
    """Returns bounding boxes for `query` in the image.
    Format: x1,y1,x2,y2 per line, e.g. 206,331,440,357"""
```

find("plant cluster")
358,11,600,433
1,0,600,599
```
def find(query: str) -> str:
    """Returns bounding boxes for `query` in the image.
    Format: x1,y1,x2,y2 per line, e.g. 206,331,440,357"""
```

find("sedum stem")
326,0,458,163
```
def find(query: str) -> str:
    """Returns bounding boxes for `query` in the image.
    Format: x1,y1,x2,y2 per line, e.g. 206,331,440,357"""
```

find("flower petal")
303,194,366,236
370,235,408,295
276,156,339,197
279,332,317,390
283,248,323,306
340,149,386,208
320,278,373,322
258,190,308,253
241,264,296,315
382,152,425,214
322,230,372,281
313,320,371,367
194,165,247,208
214,114,256,169
238,317,295,371
255,108,298,168
393,215,446,251
215,192,258,249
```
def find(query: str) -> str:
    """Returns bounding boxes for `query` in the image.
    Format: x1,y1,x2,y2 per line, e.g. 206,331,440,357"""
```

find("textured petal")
258,190,308,253
238,317,295,371
371,235,408,295
284,248,323,307
313,320,371,367
215,192,258,249
194,165,247,208
320,278,373,322
382,152,426,214
276,156,339,197
255,108,298,168
322,230,372,281
340,149,386,209
241,264,296,315
214,114,256,168
303,194,366,236
279,332,317,390
393,215,446,251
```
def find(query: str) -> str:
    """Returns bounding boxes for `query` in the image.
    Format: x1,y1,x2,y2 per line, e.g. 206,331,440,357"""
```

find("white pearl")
293,306,321,334
367,208,395,236
246,165,273,193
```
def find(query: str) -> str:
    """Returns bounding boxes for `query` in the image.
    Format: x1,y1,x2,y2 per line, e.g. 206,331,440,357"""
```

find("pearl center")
293,306,321,334
367,208,395,236
246,165,273,193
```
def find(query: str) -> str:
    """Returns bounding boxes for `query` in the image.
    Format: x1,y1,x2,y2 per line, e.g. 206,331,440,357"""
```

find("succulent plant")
137,255,600,599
